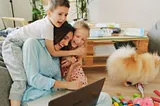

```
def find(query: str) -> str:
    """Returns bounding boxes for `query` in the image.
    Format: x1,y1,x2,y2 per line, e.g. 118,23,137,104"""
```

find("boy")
2,0,85,106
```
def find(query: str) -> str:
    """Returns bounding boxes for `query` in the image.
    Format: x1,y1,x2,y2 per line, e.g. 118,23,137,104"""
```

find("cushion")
0,66,12,106
0,40,12,106
148,20,160,55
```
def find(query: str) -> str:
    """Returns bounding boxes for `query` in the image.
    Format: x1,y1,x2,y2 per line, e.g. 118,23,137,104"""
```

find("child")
2,0,85,106
61,20,90,85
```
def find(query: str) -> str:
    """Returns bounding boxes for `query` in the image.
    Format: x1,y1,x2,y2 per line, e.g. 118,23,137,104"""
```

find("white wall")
1,0,160,30
0,0,12,29
0,0,32,29
88,0,160,30
0,0,75,29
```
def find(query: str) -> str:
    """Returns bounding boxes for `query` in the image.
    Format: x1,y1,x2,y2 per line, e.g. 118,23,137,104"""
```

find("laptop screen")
49,78,105,106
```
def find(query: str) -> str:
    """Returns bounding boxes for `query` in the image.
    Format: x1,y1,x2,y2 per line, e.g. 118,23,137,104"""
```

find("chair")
1,17,28,29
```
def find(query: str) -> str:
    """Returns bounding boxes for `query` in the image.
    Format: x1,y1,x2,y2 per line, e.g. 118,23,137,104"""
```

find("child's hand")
69,62,81,71
74,46,86,56
61,57,78,67
67,80,83,90
70,56,77,64
61,57,72,67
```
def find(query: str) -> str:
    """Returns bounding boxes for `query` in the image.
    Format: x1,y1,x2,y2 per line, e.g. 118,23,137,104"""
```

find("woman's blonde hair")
46,0,70,11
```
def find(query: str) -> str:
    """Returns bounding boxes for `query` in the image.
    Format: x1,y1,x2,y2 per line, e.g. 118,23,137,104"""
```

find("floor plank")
84,67,160,101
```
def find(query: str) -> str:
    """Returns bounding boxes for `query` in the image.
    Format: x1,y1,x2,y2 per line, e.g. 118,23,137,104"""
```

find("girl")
61,20,89,85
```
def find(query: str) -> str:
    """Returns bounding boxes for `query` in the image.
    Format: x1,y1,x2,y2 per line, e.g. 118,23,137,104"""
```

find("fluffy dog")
106,46,160,86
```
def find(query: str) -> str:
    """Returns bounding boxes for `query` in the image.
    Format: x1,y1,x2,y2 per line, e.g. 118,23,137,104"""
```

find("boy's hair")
47,0,70,11
73,20,90,35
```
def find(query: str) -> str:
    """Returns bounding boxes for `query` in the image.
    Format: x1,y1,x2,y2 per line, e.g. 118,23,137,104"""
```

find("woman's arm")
23,38,56,91
54,80,82,90
45,39,85,57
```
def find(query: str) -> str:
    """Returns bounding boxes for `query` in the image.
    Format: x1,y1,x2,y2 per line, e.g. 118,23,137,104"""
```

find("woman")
21,22,82,104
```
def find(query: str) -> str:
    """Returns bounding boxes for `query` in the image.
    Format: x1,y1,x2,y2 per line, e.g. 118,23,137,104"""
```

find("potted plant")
75,0,89,21
29,0,46,22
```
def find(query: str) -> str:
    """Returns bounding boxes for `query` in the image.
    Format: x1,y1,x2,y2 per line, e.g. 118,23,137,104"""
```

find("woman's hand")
54,80,82,90
67,80,83,90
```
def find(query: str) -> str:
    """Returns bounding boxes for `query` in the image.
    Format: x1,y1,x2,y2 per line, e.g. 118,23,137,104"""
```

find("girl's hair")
73,20,90,49
54,21,75,45
73,20,90,35
62,21,90,50
47,0,70,11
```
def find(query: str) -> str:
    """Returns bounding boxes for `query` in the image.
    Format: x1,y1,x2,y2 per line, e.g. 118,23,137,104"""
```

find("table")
82,24,149,68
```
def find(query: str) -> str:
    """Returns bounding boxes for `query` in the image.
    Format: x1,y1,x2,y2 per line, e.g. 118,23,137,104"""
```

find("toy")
113,102,119,106
134,104,140,106
118,96,127,105
151,89,160,103
133,93,141,98
133,97,154,106
128,104,133,106
128,100,133,104
154,102,159,106
117,92,122,96
112,96,121,103
136,83,144,98
154,90,160,97
151,97,160,103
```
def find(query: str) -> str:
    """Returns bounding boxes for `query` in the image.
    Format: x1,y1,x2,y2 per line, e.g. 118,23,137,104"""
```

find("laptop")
27,78,105,106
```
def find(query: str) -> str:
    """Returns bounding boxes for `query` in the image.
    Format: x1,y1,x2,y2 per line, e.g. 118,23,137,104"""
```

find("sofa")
0,40,12,106
148,20,160,55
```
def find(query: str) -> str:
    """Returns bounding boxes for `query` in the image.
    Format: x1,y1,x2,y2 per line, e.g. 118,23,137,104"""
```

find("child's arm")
45,39,85,56
64,62,81,81
77,56,83,65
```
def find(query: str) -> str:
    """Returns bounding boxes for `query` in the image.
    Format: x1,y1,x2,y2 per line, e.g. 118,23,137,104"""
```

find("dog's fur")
107,46,160,86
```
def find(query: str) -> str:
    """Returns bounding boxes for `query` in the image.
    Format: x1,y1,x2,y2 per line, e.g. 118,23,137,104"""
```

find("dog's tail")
107,46,140,83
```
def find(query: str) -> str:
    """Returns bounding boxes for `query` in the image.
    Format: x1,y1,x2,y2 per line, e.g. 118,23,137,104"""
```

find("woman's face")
55,31,73,50
71,28,89,48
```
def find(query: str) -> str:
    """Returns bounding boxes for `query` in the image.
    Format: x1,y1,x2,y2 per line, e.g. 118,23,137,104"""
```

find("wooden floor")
84,67,160,101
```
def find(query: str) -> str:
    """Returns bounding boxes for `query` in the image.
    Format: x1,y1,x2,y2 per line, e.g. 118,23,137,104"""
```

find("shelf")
82,63,106,68
85,55,109,58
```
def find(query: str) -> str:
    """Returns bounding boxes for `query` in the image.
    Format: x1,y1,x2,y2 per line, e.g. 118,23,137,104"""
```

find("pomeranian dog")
106,46,160,86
